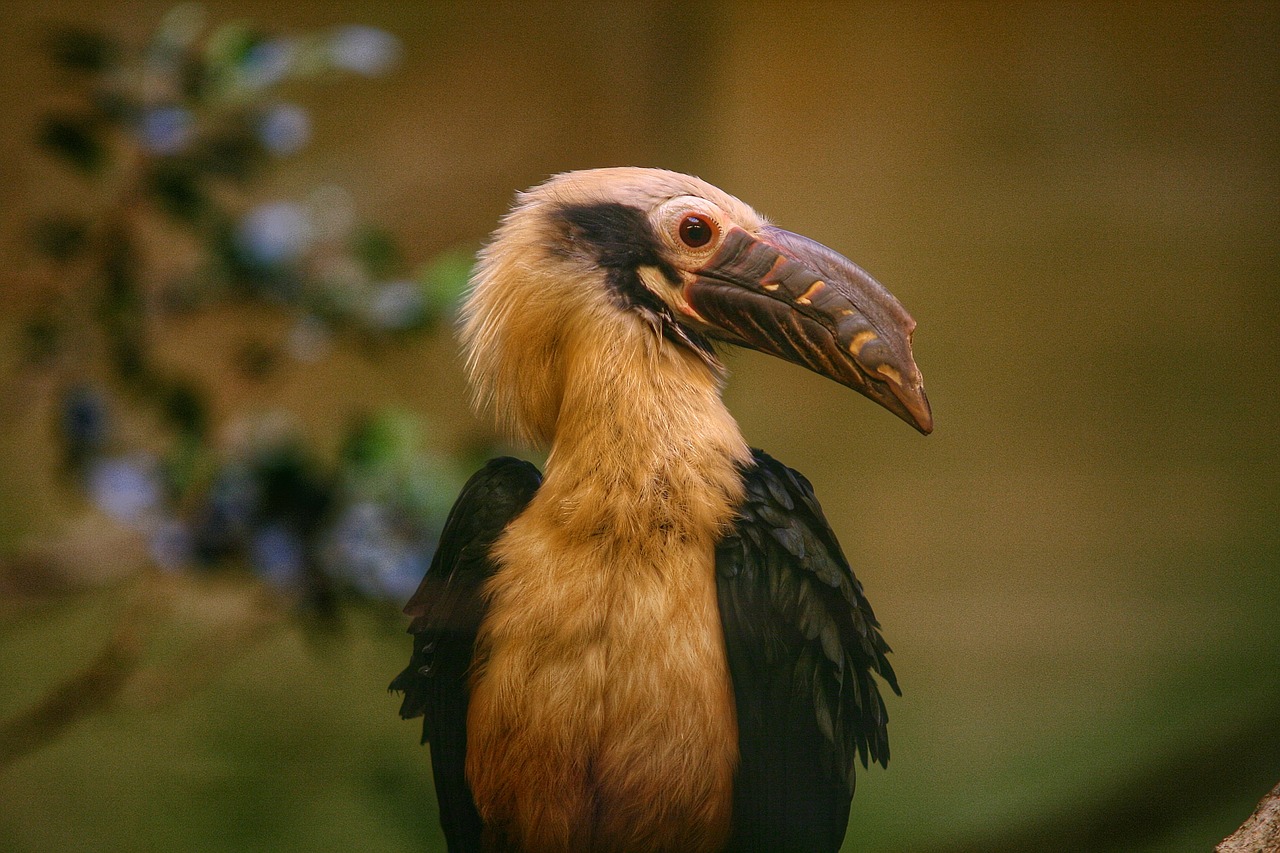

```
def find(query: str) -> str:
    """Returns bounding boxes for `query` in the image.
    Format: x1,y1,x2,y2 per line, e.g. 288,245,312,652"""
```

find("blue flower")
89,454,161,526
368,280,426,330
257,103,311,156
328,26,401,76
241,37,296,89
324,501,427,599
379,546,429,600
236,201,312,267
139,106,194,155
150,517,194,571
191,464,257,561
251,525,305,588
209,464,257,528
61,385,109,450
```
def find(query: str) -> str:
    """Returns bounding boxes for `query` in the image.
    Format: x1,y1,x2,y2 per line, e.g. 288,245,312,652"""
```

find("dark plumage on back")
391,456,542,852
717,449,898,853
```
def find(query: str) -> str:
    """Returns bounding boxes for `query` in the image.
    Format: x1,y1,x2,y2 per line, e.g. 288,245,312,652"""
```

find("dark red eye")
678,214,716,248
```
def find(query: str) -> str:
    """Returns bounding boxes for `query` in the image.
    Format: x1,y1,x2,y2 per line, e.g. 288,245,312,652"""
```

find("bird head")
461,168,931,444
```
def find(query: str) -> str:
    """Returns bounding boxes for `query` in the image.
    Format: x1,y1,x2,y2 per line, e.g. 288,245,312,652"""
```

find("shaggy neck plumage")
466,295,750,853
539,310,750,545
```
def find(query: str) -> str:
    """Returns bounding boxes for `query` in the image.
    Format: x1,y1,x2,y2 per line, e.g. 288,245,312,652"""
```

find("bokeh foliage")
25,6,475,617
2,5,488,780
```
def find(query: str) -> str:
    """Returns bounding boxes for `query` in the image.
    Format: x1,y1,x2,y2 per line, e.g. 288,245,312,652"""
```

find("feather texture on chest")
466,322,749,853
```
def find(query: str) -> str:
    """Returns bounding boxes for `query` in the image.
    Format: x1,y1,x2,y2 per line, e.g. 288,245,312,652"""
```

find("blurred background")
1,2,1276,851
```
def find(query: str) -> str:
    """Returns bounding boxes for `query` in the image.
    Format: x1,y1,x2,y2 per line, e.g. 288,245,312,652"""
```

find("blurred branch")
0,639,138,768
0,514,149,611
0,575,162,768
916,703,1280,853
1217,782,1280,853
117,583,284,712
0,571,286,768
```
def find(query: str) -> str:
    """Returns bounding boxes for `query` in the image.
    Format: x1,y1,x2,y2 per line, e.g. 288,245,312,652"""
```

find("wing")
717,449,900,853
390,456,542,853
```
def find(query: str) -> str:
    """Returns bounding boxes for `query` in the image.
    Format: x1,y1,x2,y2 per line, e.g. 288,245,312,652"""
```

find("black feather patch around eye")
555,202,714,361
556,202,678,282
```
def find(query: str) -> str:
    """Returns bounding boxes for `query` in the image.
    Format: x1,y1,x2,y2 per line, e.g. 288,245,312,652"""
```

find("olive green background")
1,2,1277,851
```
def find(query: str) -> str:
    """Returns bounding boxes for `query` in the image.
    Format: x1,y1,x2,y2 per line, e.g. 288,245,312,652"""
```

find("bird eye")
678,214,717,249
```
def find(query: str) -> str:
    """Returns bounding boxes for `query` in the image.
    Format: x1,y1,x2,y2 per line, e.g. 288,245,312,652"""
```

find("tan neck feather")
465,310,750,852
543,312,750,539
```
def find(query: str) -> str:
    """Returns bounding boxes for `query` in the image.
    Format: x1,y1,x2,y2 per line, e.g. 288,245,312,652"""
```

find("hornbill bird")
392,168,931,853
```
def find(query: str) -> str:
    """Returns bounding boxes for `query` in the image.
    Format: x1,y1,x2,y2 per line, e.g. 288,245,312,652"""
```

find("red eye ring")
678,214,717,249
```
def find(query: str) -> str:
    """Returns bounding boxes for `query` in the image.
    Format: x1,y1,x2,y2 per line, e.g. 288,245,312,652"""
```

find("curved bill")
685,225,932,434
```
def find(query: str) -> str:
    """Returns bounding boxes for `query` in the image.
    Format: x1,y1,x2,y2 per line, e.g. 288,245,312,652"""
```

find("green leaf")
31,215,90,262
90,89,137,125
204,22,260,68
251,440,331,531
196,128,263,183
102,228,138,310
163,432,208,500
149,162,208,222
417,247,475,322
21,314,61,366
161,381,208,439
352,225,401,279
47,27,119,73
341,410,419,471
38,114,105,173
110,335,149,388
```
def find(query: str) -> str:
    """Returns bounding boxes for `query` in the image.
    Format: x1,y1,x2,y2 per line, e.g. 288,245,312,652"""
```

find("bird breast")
467,503,739,853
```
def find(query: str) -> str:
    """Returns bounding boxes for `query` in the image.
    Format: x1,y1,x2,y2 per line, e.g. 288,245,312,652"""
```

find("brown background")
1,3,1277,852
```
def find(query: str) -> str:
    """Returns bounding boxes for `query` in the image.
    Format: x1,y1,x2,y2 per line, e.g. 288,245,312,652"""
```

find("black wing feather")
718,449,899,853
390,456,542,853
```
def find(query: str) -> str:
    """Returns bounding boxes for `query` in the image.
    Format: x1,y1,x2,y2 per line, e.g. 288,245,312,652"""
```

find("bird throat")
466,324,750,853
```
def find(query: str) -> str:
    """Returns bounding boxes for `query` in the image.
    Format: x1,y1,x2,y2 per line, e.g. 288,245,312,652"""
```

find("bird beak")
685,225,933,434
